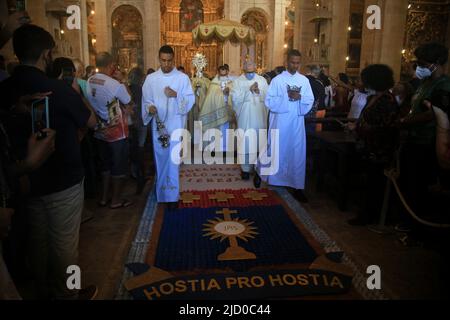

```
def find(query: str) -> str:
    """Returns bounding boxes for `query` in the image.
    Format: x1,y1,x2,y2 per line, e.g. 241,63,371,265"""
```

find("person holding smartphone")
0,24,98,300
255,49,315,203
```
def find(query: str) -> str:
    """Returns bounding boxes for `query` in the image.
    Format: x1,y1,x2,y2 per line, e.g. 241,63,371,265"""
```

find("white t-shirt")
86,73,131,121
348,89,369,119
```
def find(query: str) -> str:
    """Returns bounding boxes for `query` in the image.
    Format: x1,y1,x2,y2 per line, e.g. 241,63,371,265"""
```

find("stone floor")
75,174,449,300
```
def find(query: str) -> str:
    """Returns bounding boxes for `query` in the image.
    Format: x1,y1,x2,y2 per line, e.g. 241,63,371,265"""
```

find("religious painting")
111,5,144,74
180,0,204,32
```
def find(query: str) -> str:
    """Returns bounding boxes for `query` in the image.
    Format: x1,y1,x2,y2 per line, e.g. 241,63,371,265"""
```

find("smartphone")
31,97,50,138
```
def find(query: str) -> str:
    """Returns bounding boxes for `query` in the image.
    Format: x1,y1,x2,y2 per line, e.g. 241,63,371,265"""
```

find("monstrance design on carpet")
124,165,357,300
203,208,258,261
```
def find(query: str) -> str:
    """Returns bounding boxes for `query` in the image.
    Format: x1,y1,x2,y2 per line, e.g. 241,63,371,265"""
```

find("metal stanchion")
368,176,394,234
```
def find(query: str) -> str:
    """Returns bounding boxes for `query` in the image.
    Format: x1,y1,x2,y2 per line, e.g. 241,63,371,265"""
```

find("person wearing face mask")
230,61,268,180
396,43,450,235
199,65,234,154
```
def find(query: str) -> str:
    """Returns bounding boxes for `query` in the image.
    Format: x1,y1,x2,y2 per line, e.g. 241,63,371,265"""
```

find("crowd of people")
0,13,449,300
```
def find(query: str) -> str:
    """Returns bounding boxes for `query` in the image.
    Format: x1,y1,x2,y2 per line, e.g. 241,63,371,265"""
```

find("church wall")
0,0,88,63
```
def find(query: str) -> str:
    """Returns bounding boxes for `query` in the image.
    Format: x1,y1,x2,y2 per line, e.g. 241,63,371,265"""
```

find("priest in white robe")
198,65,234,152
231,60,268,180
256,50,314,203
142,46,195,207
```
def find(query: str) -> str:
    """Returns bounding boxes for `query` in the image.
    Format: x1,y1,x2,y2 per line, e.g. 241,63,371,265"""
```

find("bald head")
243,61,256,73
309,65,321,78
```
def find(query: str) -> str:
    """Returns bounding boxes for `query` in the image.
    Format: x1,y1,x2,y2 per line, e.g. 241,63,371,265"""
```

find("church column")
271,0,287,68
360,0,408,81
379,0,408,80
293,0,316,65
329,0,350,77
144,0,161,69
80,0,90,64
360,0,383,70
94,0,110,53
223,0,241,76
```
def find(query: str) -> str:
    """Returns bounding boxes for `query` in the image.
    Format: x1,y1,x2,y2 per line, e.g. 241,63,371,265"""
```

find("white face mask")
415,65,436,80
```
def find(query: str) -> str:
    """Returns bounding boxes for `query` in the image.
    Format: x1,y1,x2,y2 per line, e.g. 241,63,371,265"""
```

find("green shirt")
409,75,450,145
77,78,88,98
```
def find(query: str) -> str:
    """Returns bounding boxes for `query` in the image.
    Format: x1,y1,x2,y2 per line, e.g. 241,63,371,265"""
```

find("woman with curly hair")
348,64,400,226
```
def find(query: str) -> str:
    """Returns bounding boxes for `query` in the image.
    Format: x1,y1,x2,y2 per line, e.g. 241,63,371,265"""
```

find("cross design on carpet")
208,192,235,203
203,208,258,261
243,191,269,201
180,193,201,204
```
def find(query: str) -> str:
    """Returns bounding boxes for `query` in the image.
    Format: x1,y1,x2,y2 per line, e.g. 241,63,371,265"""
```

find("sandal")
109,199,133,210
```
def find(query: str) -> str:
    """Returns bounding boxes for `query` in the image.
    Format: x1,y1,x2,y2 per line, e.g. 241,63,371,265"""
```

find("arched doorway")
241,9,269,72
111,5,144,74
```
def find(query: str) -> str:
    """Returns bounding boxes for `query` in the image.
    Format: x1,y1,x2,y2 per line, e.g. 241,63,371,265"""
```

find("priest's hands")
223,87,230,96
250,82,260,95
148,105,157,115
288,90,301,101
165,87,178,98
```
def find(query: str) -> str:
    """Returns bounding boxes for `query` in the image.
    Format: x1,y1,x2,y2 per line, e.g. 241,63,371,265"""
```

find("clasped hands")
165,86,177,98
288,90,301,102
250,82,260,95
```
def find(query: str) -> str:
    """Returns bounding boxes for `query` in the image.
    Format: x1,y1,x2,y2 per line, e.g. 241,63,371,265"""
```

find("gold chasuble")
198,76,233,132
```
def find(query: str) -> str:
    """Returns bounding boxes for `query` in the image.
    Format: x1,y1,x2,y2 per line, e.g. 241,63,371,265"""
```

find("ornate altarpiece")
161,0,224,77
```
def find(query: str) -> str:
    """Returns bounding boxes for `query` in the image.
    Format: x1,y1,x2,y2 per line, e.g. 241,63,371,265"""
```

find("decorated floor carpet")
116,165,385,300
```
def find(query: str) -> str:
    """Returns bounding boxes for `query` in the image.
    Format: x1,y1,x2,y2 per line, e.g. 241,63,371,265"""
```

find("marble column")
143,0,161,70
223,0,241,76
329,0,350,77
